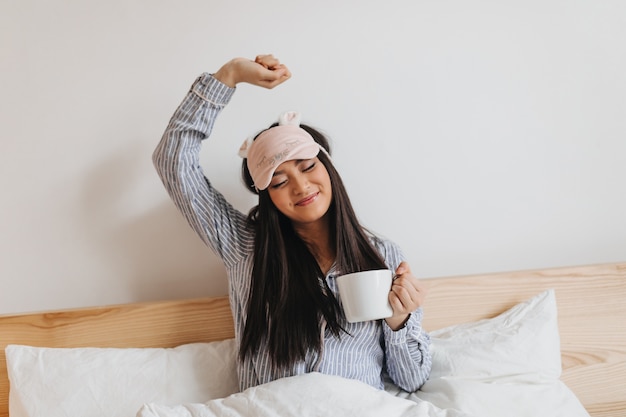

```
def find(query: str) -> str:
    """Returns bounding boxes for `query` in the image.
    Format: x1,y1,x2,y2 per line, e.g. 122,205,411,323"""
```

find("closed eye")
302,161,316,172
270,179,287,189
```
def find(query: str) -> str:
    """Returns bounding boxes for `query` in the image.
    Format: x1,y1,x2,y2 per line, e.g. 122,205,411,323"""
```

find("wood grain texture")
421,262,626,417
0,296,234,417
1,262,624,417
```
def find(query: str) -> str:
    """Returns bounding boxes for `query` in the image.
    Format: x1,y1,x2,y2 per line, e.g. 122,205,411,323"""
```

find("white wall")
1,0,625,314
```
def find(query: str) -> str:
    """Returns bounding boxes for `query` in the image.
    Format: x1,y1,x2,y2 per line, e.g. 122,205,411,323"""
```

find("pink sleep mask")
239,111,326,190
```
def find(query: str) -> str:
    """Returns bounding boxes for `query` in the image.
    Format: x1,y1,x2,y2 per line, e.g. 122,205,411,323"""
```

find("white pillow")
387,289,590,417
428,288,562,381
5,340,238,417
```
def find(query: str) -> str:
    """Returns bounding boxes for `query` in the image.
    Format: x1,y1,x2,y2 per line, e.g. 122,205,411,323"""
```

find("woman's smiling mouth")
295,192,319,206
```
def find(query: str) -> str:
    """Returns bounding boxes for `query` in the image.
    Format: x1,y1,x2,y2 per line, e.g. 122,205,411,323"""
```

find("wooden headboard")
1,262,624,417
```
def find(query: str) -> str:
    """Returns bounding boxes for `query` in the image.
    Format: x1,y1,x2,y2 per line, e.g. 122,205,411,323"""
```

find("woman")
153,54,432,392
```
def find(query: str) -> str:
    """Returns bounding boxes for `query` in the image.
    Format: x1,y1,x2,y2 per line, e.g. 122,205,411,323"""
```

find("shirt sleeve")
152,73,253,268
382,308,432,392
375,237,433,392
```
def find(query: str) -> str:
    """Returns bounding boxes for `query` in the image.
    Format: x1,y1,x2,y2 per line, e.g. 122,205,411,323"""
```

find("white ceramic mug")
336,269,394,323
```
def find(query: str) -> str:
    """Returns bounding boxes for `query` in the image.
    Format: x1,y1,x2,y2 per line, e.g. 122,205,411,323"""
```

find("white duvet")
137,373,472,417
137,371,588,417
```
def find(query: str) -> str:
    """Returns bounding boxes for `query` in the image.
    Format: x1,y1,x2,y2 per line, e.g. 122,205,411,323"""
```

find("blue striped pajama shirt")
152,72,432,392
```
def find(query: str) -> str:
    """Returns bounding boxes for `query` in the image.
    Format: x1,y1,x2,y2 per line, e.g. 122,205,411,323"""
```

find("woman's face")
267,157,333,227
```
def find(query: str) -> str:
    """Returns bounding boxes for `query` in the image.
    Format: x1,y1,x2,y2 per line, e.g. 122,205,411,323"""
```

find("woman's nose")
292,174,309,194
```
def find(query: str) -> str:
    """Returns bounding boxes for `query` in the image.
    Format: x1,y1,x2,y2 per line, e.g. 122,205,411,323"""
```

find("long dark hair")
239,123,388,369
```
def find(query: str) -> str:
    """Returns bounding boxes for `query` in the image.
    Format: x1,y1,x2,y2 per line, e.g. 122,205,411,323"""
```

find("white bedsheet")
137,373,473,417
138,371,589,417
389,377,589,417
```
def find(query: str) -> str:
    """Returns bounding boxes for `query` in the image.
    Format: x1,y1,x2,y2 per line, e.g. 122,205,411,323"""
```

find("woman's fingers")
245,56,291,88
389,263,427,314
255,54,281,69
214,55,291,89
258,63,291,88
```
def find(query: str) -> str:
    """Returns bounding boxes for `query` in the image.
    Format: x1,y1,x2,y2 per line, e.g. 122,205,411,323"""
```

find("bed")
1,262,624,417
